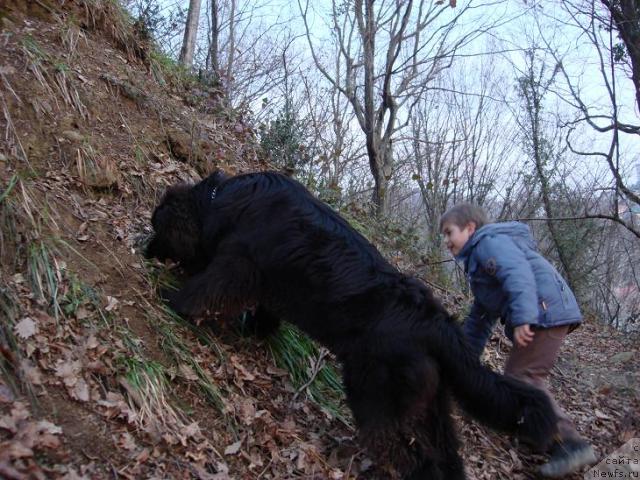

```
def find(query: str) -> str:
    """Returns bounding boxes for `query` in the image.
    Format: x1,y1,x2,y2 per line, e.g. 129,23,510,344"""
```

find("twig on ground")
291,347,330,405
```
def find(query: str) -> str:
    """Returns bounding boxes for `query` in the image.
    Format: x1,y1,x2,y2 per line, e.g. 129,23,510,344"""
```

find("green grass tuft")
143,260,228,412
119,355,166,390
149,50,190,87
0,174,18,204
27,240,63,319
0,286,39,405
268,324,350,425
155,308,227,413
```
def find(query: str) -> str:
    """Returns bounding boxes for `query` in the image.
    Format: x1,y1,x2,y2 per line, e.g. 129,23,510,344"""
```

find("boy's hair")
439,203,490,231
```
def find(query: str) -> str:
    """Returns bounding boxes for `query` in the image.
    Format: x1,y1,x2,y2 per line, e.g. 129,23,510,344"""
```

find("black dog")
146,171,557,479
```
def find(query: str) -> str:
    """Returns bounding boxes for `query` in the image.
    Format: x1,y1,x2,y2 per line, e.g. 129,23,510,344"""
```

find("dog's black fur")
146,170,558,479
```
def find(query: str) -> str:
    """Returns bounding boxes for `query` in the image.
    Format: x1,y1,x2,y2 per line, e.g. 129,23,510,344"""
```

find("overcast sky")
137,0,640,185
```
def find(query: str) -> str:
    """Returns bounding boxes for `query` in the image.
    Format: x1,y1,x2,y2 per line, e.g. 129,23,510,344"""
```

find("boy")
440,203,596,477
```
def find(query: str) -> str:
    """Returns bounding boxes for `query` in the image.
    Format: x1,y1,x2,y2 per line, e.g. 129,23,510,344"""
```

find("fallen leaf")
20,359,43,385
7,442,33,459
75,306,90,320
84,335,99,350
0,383,15,403
10,402,30,422
61,467,88,480
224,439,242,456
0,65,16,75
266,366,288,376
105,296,119,312
36,420,62,435
116,432,137,451
14,317,37,339
360,457,373,471
162,433,178,445
98,392,138,424
55,360,81,387
183,422,201,439
295,449,307,470
329,469,343,479
610,351,634,364
136,448,150,463
72,378,90,402
35,431,61,449
0,460,25,480
179,364,198,381
0,414,18,434
11,273,25,284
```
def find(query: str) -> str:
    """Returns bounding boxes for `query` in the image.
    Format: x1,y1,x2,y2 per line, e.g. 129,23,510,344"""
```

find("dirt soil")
0,1,638,479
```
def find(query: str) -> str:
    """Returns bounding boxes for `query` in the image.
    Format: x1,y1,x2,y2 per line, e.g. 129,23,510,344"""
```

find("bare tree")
534,0,640,238
209,0,220,73
401,60,514,274
512,49,582,285
299,74,364,194
498,9,640,314
180,0,203,67
299,0,500,216
202,0,297,109
601,0,640,113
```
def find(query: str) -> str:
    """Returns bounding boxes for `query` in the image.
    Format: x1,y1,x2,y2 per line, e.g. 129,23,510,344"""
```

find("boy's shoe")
539,439,597,477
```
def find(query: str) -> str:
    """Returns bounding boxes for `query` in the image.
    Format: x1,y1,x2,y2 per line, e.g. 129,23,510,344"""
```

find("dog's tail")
421,313,558,448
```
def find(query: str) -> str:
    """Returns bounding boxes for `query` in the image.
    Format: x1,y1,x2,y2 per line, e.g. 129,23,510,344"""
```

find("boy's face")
442,222,476,256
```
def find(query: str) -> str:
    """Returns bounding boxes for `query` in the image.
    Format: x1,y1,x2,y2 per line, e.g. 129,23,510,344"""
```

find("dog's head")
146,184,202,270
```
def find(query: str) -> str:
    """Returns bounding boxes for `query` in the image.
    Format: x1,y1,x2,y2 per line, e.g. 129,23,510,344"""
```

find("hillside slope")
0,1,638,479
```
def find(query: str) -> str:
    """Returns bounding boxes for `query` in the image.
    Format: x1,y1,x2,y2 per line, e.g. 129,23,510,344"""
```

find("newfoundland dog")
146,170,557,479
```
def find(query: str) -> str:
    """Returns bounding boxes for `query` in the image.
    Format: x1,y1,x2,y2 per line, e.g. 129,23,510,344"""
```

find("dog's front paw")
168,297,191,318
158,287,177,304
167,293,206,321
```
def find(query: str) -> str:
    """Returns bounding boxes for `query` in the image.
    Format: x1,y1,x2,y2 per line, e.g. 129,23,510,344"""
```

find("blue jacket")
456,221,582,357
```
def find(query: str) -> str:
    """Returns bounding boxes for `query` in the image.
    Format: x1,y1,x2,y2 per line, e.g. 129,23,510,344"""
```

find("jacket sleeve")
475,235,539,329
463,300,497,358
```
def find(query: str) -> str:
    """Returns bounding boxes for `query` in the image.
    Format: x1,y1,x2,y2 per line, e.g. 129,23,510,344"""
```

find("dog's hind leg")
167,252,261,320
407,389,466,480
342,351,455,479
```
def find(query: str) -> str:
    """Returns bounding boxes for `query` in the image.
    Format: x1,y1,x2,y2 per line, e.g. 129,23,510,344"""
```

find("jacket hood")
456,221,537,265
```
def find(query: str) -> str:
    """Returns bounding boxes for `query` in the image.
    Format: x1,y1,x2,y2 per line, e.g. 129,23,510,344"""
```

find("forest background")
127,0,640,330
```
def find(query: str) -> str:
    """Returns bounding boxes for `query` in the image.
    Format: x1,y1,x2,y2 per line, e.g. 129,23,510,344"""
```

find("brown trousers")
504,325,583,445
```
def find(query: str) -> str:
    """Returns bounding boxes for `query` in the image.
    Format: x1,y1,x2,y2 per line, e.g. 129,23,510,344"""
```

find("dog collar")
210,186,218,202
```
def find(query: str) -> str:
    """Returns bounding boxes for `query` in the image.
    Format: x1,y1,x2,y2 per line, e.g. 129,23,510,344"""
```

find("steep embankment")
0,1,357,478
0,1,638,480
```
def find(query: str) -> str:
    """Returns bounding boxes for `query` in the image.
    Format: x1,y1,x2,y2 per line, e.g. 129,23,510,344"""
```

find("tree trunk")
602,0,640,113
370,142,393,217
208,0,219,73
531,116,579,293
179,0,202,68
357,0,392,217
225,0,237,101
522,64,581,295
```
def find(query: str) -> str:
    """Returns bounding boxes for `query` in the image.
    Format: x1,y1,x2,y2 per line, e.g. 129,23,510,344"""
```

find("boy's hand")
514,324,535,347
